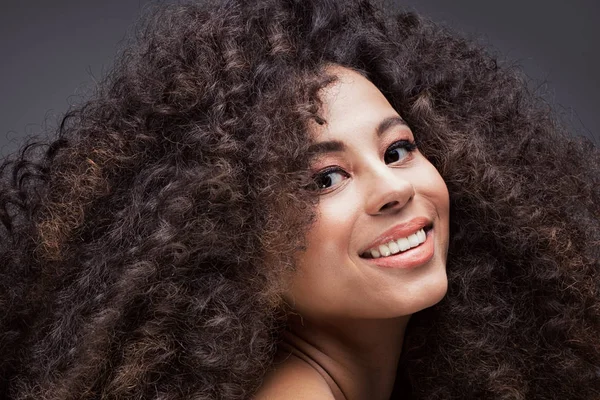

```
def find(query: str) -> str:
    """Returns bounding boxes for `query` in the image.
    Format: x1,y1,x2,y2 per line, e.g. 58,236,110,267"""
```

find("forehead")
313,66,400,139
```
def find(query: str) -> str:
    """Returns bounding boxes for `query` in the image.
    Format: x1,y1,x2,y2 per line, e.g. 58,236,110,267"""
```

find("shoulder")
252,354,337,400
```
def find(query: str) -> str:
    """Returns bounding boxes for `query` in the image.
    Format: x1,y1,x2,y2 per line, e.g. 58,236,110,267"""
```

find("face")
284,66,450,320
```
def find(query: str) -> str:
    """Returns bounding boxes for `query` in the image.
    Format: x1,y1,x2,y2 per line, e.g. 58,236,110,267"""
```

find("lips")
362,228,435,269
362,227,428,258
359,216,432,258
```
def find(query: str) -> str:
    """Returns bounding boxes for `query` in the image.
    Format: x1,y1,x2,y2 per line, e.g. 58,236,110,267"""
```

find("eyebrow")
307,116,408,156
376,116,407,136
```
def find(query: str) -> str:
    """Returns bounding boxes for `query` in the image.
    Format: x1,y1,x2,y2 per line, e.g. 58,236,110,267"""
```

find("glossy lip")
359,216,432,256
363,228,435,269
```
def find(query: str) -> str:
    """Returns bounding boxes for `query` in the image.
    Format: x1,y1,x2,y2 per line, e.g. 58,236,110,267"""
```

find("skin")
255,66,450,399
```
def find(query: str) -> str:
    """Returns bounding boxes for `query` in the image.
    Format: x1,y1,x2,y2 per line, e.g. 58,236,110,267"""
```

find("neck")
280,312,410,400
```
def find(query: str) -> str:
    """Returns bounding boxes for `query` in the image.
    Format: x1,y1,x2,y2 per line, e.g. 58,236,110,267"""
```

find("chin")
413,270,448,312
385,269,448,318
422,274,448,308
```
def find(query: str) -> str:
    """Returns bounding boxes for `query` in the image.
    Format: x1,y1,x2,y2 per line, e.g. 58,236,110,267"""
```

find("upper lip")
360,216,432,255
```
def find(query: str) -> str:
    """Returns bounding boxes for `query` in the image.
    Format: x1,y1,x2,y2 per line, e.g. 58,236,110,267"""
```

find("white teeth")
363,228,428,259
378,244,391,257
407,234,419,247
397,237,410,252
388,241,400,254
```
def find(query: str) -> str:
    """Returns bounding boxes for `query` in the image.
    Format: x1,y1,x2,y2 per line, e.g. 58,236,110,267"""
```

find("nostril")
380,200,399,211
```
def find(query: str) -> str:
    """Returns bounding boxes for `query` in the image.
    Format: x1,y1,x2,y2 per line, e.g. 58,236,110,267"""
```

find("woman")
1,0,598,399
254,63,451,399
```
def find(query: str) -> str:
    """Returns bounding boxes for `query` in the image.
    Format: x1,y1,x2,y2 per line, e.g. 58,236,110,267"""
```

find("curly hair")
1,0,599,399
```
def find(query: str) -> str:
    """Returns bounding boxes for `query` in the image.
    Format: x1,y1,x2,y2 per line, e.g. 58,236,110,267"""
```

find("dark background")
1,0,598,157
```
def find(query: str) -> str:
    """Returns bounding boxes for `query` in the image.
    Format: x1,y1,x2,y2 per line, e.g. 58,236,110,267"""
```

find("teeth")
397,237,410,252
363,228,428,259
407,234,419,247
378,244,391,257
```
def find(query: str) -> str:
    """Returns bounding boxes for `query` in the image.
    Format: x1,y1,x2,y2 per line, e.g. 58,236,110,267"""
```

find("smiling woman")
287,66,449,320
257,66,450,399
1,0,599,399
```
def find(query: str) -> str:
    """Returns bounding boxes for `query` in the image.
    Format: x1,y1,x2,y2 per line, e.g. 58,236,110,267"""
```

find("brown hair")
1,0,599,398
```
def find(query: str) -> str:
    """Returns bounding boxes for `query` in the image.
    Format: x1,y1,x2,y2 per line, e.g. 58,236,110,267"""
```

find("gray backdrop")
1,0,598,157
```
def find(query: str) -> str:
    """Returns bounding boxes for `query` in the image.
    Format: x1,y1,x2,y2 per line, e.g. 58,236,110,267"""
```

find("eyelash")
384,139,418,164
311,139,418,192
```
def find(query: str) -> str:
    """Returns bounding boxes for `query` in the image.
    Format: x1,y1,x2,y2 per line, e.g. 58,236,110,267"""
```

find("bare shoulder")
252,354,337,400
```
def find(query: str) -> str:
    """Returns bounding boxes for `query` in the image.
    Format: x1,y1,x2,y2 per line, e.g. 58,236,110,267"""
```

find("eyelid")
311,165,350,193
384,139,418,163
313,165,346,178
387,138,418,150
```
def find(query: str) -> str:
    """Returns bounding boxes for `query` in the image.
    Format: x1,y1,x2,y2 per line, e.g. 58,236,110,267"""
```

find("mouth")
360,224,433,259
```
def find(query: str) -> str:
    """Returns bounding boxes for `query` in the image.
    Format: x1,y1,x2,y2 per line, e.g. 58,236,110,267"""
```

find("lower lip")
362,229,435,269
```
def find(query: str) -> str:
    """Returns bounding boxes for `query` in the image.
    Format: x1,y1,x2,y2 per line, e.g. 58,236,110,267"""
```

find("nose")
364,165,415,216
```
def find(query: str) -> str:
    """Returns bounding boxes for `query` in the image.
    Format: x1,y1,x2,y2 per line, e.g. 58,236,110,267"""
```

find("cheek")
287,193,361,303
305,190,362,254
418,163,450,253
434,174,450,213
419,162,449,211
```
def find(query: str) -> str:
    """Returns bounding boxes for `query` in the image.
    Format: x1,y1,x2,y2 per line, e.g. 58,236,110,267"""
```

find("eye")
384,140,417,164
312,167,349,191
